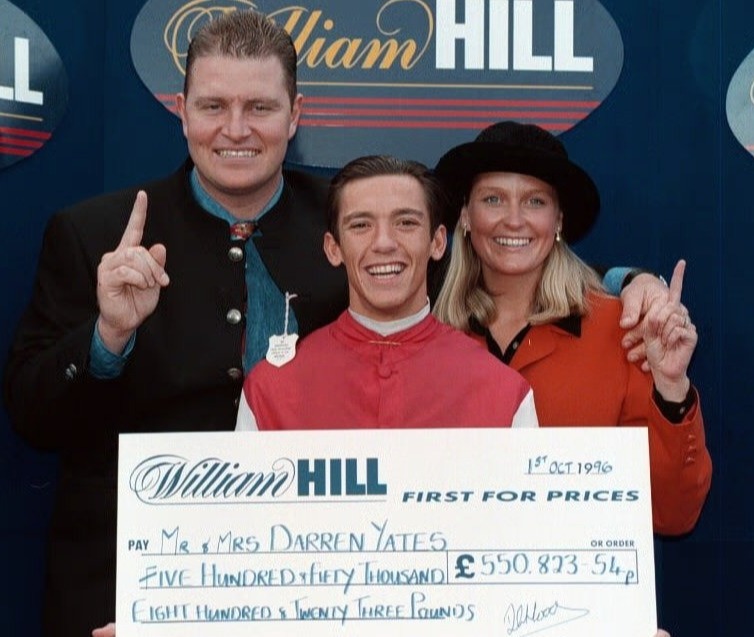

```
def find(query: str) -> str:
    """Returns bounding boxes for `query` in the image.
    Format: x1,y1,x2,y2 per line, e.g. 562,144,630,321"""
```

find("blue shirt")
89,170,299,378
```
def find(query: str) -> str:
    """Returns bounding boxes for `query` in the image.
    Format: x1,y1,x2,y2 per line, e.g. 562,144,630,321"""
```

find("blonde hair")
434,222,603,332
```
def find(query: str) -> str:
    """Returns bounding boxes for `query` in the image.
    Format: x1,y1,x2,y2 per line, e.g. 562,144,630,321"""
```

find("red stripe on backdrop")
304,107,589,120
154,94,597,122
0,126,51,140
299,118,572,131
0,145,33,156
304,96,601,108
0,135,44,149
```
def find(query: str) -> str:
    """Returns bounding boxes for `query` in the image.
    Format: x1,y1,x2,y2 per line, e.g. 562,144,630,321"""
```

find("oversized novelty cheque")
116,428,656,636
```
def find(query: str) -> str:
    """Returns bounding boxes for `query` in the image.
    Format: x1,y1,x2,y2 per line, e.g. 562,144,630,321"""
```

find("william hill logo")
129,454,387,504
0,0,68,169
131,0,623,166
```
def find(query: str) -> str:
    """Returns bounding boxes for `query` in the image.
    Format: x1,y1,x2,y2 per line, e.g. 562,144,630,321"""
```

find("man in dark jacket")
3,11,346,637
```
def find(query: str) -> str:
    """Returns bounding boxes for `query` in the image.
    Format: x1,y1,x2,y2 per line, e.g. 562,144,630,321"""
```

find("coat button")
227,367,243,381
378,365,392,379
226,309,243,325
228,246,244,262
64,363,78,380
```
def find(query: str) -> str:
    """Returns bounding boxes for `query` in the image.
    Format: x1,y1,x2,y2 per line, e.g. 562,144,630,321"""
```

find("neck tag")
266,292,299,367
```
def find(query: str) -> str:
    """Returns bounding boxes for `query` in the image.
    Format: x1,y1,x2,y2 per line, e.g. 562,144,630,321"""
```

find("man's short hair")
184,10,297,104
327,155,450,242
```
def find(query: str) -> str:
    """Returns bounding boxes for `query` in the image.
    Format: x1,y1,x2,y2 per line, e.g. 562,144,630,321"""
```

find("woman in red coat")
433,121,711,536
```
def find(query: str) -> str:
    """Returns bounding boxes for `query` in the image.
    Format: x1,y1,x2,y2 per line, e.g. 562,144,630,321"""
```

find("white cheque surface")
116,428,656,636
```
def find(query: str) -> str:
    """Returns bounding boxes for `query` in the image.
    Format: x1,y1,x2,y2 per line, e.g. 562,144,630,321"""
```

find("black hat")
434,121,600,242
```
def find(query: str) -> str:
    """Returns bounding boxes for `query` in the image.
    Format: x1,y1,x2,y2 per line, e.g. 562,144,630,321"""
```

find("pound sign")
455,554,475,579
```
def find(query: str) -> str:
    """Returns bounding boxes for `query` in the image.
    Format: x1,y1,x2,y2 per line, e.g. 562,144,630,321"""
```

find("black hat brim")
435,141,600,243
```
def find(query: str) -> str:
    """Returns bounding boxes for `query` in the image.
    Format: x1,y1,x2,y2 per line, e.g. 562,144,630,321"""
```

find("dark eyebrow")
193,96,224,105
340,211,374,225
249,97,284,108
340,208,428,226
394,208,426,217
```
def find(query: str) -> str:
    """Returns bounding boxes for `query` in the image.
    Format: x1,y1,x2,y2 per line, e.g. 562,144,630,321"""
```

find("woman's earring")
462,224,469,238
555,228,562,242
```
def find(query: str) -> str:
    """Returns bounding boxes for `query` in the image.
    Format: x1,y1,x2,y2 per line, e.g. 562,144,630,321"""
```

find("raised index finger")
117,190,148,249
667,259,686,304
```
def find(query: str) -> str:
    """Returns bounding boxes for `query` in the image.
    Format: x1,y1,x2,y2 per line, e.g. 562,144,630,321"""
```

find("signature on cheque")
504,599,589,636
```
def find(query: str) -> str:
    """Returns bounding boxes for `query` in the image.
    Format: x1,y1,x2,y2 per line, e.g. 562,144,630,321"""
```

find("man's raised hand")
96,191,169,353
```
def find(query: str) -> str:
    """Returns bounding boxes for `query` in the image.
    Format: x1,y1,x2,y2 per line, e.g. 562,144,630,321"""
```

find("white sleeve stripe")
235,393,259,431
511,389,539,428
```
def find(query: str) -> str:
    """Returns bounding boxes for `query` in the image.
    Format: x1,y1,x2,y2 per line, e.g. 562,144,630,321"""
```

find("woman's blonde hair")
434,221,603,332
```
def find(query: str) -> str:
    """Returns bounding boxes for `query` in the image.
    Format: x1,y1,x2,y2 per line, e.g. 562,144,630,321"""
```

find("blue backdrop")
0,0,748,634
